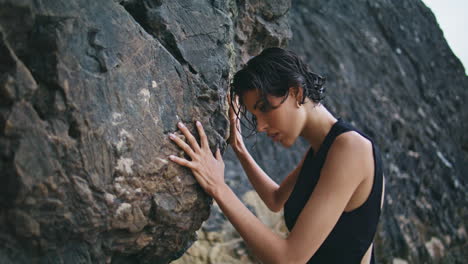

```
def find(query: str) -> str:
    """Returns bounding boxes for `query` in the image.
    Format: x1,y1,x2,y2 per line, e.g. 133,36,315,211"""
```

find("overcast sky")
421,0,468,74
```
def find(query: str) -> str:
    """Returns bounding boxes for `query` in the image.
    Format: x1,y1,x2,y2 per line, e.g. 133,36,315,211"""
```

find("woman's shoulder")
325,130,374,175
333,130,372,151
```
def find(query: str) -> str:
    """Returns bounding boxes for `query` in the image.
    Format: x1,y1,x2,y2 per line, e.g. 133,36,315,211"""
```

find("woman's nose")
256,118,268,133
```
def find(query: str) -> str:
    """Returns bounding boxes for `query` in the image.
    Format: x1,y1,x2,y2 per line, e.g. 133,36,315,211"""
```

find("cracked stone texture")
2,0,466,264
176,1,467,264
0,0,291,263
289,1,467,263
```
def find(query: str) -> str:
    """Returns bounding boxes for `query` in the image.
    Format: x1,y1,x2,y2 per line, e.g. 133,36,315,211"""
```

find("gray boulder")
289,1,467,263
0,0,291,263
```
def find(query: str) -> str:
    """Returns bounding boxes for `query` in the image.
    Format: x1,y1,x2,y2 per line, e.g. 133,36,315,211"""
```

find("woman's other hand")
227,93,246,153
168,121,225,198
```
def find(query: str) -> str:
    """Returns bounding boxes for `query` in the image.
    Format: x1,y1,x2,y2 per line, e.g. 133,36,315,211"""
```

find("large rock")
289,1,467,263
2,0,466,263
0,0,291,263
177,1,467,264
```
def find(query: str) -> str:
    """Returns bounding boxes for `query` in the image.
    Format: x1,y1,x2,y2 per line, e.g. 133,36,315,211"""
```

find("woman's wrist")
213,183,231,201
232,142,247,156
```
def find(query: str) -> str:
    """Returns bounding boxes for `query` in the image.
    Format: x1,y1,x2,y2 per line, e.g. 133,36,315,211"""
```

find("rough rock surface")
1,0,467,264
0,0,290,263
289,1,467,263
176,1,467,264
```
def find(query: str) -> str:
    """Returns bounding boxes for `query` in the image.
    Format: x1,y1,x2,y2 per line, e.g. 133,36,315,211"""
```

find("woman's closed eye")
258,103,269,112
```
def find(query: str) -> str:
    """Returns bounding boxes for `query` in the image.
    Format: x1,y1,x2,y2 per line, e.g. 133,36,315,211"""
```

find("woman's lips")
270,133,280,141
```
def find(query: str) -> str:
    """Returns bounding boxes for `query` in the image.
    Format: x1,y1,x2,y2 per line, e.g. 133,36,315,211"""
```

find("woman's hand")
168,121,225,198
227,93,246,153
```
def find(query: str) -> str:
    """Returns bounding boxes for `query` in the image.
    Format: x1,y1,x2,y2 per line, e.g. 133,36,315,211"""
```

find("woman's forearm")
233,145,281,211
213,183,288,264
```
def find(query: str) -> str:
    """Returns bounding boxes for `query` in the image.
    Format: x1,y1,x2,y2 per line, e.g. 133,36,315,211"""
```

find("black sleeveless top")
283,117,384,264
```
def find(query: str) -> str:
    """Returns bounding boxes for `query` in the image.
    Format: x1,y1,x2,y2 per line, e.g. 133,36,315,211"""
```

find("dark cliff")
289,1,467,263
184,1,467,264
1,0,466,264
0,0,290,263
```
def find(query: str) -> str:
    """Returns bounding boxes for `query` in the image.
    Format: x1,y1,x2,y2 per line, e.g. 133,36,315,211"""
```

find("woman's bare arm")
234,146,310,212
274,148,310,210
169,119,368,264
233,146,279,211
214,133,367,264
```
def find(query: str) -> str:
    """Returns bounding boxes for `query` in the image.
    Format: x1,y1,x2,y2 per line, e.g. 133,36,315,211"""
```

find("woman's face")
241,88,306,147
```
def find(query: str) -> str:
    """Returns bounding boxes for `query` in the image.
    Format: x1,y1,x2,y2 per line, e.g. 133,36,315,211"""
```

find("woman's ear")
289,86,303,101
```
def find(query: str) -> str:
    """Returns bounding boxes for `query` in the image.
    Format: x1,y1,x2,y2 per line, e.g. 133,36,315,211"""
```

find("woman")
168,47,385,264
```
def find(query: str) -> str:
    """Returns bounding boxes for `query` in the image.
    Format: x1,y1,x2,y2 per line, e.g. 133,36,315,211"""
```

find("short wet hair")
229,47,326,136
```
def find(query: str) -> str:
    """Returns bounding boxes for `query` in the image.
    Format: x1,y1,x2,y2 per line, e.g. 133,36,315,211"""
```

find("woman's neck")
299,103,338,153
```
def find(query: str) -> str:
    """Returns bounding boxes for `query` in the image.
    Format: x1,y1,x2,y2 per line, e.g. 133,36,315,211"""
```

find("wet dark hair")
229,47,326,136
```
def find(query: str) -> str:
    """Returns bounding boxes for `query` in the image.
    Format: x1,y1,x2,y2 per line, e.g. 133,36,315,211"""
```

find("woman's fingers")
169,133,196,159
195,121,209,150
228,95,239,123
169,155,194,168
177,122,201,152
233,94,240,111
215,148,222,161
229,103,236,120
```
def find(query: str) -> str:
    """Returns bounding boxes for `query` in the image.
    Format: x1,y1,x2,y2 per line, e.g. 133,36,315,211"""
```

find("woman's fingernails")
178,122,185,127
169,155,175,160
196,121,201,126
169,133,175,139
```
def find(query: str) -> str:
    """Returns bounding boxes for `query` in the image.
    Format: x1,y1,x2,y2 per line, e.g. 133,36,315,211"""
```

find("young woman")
168,47,385,264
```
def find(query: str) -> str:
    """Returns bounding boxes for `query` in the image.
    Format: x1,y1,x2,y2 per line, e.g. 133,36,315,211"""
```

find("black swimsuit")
284,117,384,264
